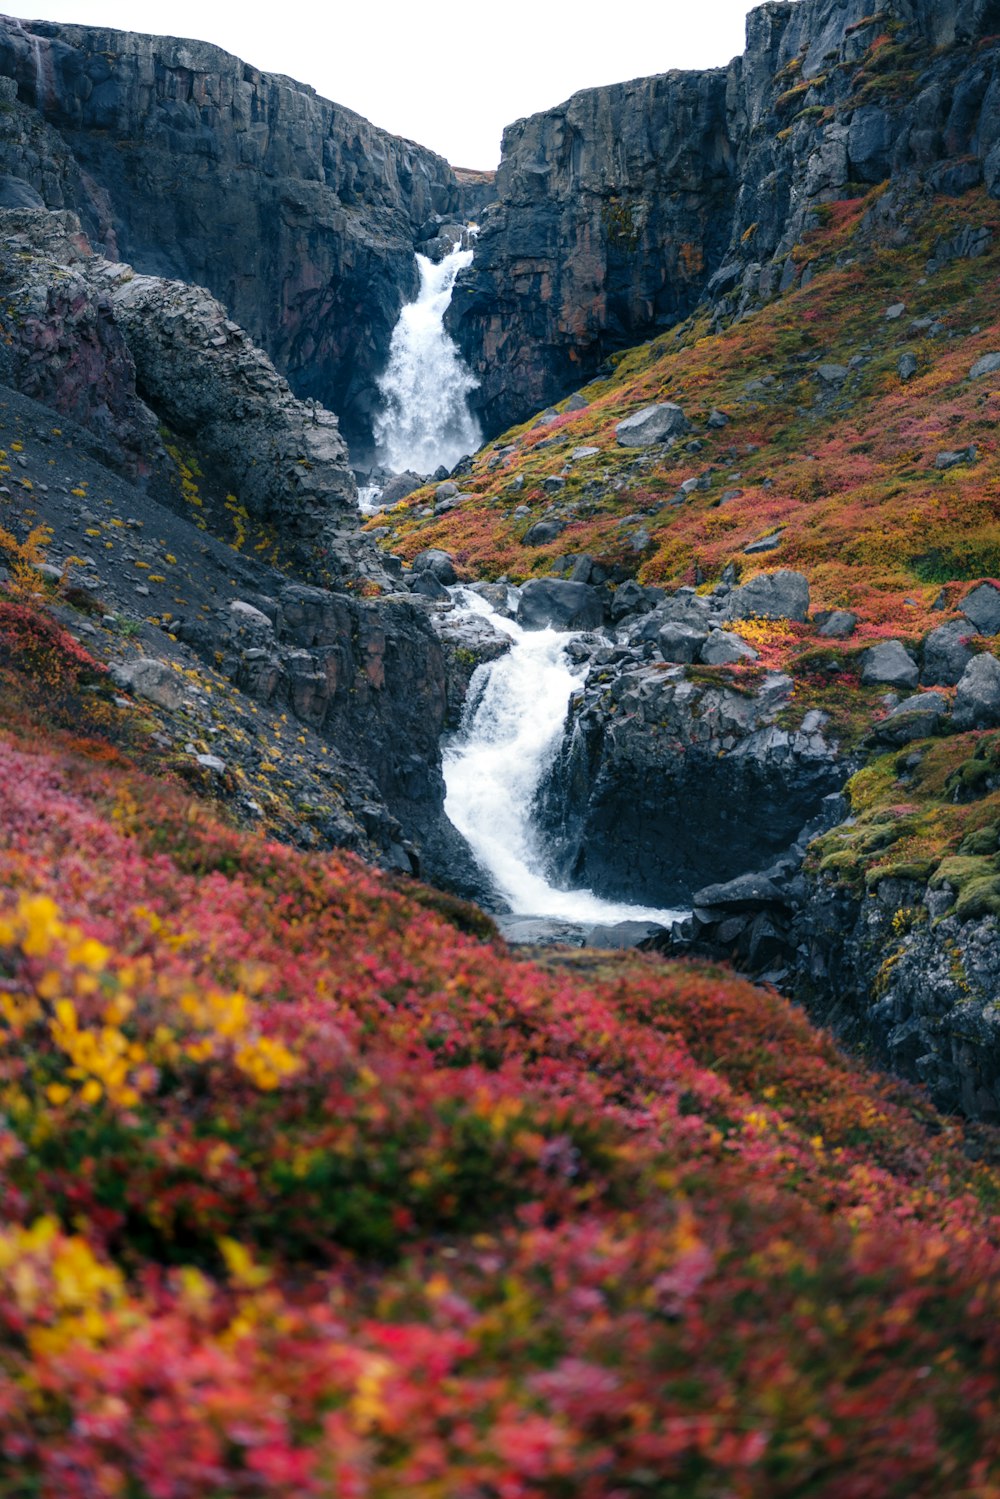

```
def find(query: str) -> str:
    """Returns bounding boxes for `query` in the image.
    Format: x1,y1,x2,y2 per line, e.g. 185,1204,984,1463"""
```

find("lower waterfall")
374,239,482,475
444,590,683,928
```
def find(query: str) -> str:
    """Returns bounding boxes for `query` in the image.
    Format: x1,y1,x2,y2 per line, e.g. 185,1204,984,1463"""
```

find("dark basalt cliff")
0,17,491,453
449,0,1000,434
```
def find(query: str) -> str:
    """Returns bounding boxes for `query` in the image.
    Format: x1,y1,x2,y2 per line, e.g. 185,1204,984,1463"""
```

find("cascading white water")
444,590,683,926
374,240,482,474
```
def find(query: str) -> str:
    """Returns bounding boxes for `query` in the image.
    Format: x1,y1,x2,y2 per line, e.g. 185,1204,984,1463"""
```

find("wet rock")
953,653,1000,730
516,579,604,632
615,403,690,448
408,571,451,602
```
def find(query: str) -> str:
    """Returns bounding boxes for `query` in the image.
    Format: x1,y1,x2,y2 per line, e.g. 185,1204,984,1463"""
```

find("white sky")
3,2,762,167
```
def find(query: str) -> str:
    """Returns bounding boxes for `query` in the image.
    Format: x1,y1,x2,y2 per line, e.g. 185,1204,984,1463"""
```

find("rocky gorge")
0,0,999,1140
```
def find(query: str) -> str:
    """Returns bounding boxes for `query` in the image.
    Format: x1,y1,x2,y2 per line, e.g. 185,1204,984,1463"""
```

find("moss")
930,855,1000,892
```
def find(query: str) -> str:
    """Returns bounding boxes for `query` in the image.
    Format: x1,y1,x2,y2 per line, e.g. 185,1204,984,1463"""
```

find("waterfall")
374,240,482,475
443,590,683,927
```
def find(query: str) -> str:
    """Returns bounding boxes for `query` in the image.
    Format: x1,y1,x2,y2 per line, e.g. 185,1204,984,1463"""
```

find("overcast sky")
4,2,762,167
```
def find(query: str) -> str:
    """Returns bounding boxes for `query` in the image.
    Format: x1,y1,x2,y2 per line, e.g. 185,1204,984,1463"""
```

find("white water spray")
444,591,684,927
374,240,482,475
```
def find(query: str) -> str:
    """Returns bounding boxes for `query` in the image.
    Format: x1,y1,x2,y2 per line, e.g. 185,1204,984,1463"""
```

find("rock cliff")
0,17,492,453
448,0,1000,433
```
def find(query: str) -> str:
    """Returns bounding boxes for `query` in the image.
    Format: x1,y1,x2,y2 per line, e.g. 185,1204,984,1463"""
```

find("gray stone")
408,570,451,602
658,622,710,663
860,639,919,689
435,481,459,502
922,619,975,685
195,754,227,773
516,579,604,632
541,475,566,491
693,872,785,910
970,353,1000,380
885,302,906,320
700,630,759,665
897,352,918,382
817,363,850,384
960,582,1000,636
935,446,977,470
953,653,1000,731
816,610,857,639
707,409,730,428
873,692,947,745
111,656,186,710
615,403,690,448
570,446,600,460
727,569,810,623
744,531,784,554
565,393,589,412
412,548,457,585
522,519,566,547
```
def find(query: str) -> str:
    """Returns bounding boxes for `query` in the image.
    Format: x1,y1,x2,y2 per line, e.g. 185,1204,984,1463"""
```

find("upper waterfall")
374,239,482,475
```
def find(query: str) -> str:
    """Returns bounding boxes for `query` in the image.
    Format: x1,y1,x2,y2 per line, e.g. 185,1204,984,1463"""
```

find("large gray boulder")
700,630,759,665
516,579,604,632
658,622,710,663
872,692,947,745
970,353,1000,380
960,582,1000,636
860,640,919,689
615,404,690,448
412,548,457,585
953,653,1000,730
111,656,186,710
726,569,810,623
922,618,975,685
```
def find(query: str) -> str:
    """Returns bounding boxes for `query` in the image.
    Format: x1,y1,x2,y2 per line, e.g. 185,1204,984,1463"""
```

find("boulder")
817,363,849,384
744,532,784,555
111,656,186,710
435,481,459,502
615,403,690,448
408,571,450,602
659,622,710,663
380,472,425,505
960,582,1000,636
872,692,947,745
412,548,457,585
935,446,977,470
522,519,565,546
516,579,604,632
700,630,759,666
727,569,810,623
816,609,857,639
953,653,1000,731
897,352,918,382
922,619,975,685
970,353,1000,380
860,639,919,689
611,580,659,622
693,871,787,911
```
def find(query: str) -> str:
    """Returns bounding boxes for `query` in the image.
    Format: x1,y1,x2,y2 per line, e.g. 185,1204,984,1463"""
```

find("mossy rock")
955,875,1000,921
864,858,936,888
958,823,1000,857
929,854,1000,892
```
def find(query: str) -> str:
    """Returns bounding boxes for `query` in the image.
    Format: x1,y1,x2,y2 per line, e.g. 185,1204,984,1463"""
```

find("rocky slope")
448,0,1000,431
0,18,492,453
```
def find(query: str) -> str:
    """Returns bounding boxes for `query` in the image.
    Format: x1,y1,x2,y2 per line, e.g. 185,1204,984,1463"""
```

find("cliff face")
449,0,1000,434
0,17,490,454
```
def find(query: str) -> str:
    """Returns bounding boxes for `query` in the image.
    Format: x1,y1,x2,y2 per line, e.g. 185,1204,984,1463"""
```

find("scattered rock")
897,352,918,381
522,519,566,547
111,656,186,710
885,302,906,320
435,481,459,502
816,364,850,384
700,630,759,665
744,531,784,555
935,445,977,470
727,569,810,623
922,619,976,685
412,548,457,585
960,581,1000,636
615,403,690,448
969,352,1000,380
860,639,919,689
565,393,589,412
707,409,730,429
815,609,857,639
953,653,1000,731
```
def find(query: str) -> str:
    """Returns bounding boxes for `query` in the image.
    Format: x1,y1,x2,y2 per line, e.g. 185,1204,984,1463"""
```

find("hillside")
2,587,1000,1494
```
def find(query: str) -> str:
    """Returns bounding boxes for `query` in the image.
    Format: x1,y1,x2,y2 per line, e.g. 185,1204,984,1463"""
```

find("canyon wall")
0,17,491,453
449,0,1000,433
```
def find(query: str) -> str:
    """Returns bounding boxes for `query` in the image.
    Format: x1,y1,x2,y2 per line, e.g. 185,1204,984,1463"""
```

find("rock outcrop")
0,18,492,453
448,0,1000,433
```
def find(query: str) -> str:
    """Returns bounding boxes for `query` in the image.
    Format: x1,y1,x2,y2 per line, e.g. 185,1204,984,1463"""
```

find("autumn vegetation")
1,544,1000,1495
